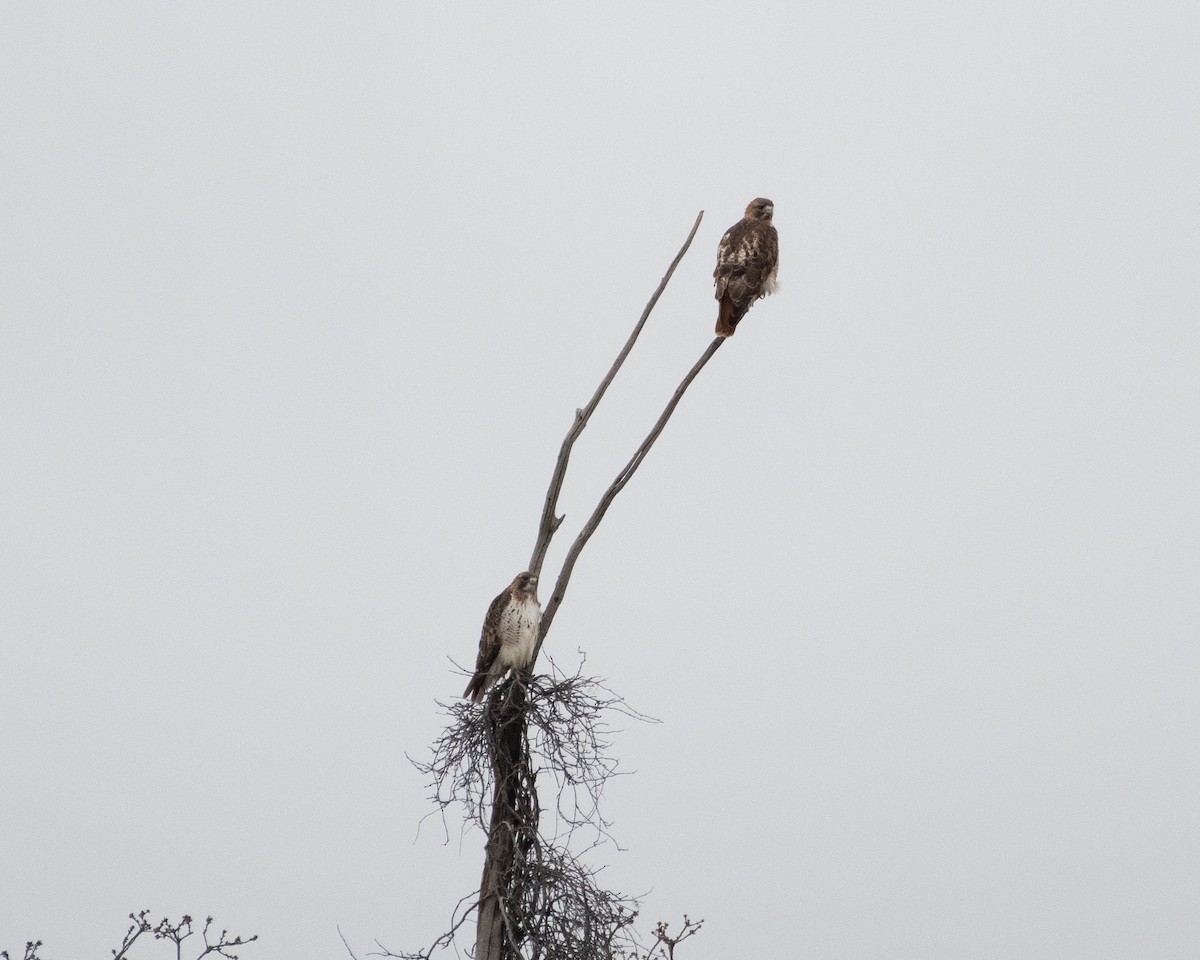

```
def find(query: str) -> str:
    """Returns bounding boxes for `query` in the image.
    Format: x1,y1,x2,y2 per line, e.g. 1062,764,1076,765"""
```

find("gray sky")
2,2,1198,958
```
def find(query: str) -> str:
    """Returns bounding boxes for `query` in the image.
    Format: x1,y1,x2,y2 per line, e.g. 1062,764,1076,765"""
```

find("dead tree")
394,211,721,960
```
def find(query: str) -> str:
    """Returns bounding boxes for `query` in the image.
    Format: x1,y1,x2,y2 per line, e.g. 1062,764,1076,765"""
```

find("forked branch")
532,336,723,657
527,211,705,580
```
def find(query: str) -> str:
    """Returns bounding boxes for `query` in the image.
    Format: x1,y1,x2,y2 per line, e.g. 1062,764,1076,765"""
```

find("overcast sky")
2,2,1198,958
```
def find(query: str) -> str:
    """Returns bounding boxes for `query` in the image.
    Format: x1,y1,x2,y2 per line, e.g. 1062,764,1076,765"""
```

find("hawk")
714,197,779,337
463,572,542,703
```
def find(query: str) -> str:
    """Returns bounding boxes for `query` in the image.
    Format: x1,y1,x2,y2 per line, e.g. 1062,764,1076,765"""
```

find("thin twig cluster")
507,843,640,960
398,666,647,960
615,917,704,960
2,911,256,960
525,667,654,846
415,665,651,842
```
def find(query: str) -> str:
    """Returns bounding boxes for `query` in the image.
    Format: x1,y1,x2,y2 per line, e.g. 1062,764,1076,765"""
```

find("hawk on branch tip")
463,572,542,704
714,198,779,337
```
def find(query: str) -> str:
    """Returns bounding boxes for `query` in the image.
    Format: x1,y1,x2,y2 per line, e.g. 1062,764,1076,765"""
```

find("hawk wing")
463,587,510,703
714,219,779,336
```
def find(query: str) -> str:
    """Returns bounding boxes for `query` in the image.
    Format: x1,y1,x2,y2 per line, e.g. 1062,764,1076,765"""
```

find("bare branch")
527,211,705,579
6,911,255,960
112,910,153,960
142,914,256,960
337,927,361,960
1,942,43,960
363,893,479,960
651,916,705,960
533,336,724,658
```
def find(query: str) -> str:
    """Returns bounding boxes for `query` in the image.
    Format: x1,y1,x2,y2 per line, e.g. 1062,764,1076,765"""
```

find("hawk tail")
716,296,737,337
716,296,747,337
463,673,486,703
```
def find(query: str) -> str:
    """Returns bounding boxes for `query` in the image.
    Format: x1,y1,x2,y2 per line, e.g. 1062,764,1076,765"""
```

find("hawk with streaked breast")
714,198,779,337
463,572,542,703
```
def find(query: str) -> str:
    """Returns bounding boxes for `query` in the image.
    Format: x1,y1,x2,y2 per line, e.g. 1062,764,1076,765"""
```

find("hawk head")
744,198,774,221
511,572,539,597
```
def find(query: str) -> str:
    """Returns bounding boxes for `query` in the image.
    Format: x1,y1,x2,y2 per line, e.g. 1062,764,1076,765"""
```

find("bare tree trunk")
475,686,526,960
475,801,510,960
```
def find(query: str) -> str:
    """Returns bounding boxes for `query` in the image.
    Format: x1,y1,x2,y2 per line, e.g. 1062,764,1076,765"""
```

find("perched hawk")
463,572,542,703
713,198,779,337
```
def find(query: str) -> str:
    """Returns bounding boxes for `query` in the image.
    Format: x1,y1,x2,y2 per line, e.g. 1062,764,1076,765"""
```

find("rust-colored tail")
716,295,748,337
716,296,737,337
